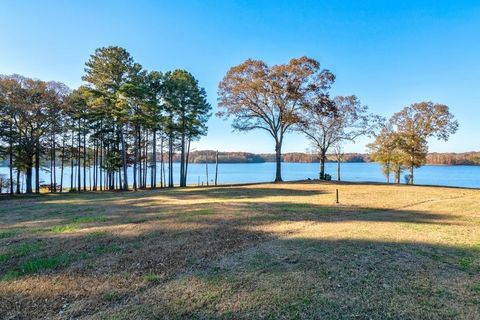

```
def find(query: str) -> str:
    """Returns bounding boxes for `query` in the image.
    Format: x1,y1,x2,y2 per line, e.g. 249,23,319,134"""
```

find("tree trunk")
274,141,282,182
160,136,164,188
70,129,74,191
337,158,341,181
53,133,56,192
138,127,142,189
143,131,148,188
151,130,157,189
25,166,33,194
9,123,13,194
93,138,97,191
180,131,185,187
133,126,138,191
99,137,103,191
319,151,327,180
60,137,65,192
77,120,81,191
50,134,53,192
16,169,21,194
120,124,129,191
215,150,218,186
205,157,209,186
410,165,414,185
185,137,191,187
35,149,40,194
215,150,219,186
168,131,173,188
83,128,86,192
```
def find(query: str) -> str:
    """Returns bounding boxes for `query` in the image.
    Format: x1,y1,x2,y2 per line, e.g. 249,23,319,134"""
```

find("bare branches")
217,57,334,181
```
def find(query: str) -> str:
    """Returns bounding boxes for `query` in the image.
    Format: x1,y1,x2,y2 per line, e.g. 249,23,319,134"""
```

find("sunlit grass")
0,181,479,319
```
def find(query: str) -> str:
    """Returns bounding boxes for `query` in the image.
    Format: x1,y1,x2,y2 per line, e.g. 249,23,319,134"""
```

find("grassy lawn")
0,181,479,319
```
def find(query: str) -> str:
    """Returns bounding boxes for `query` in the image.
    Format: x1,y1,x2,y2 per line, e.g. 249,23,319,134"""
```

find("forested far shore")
131,150,480,165
132,150,480,165
2,150,479,166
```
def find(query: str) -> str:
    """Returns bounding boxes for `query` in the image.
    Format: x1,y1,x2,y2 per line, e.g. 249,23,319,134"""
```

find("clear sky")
1,0,479,154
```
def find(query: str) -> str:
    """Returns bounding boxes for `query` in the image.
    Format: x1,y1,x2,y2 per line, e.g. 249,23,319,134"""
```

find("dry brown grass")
0,181,479,319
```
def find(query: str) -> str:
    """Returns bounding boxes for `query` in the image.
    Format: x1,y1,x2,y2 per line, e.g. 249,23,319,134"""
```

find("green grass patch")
124,217,149,224
0,242,41,264
0,230,17,239
14,242,41,256
72,215,110,224
178,209,215,222
102,290,120,302
0,253,11,263
20,254,72,274
144,273,162,283
86,230,108,240
50,224,79,233
1,253,74,281
471,283,480,293
1,270,20,281
50,215,110,233
94,243,121,255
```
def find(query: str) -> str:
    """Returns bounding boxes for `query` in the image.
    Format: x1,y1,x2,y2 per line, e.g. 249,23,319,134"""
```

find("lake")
1,162,479,191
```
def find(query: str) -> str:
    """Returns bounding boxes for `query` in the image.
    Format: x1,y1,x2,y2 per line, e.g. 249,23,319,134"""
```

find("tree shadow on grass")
132,238,480,320
2,233,478,319
0,185,477,319
152,186,326,199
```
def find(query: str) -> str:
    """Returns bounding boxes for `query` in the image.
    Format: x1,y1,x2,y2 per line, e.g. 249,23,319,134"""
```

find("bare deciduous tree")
298,95,382,179
217,57,334,182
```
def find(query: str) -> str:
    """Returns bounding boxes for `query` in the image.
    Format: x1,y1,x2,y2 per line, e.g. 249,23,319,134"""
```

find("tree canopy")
0,46,211,193
217,57,334,181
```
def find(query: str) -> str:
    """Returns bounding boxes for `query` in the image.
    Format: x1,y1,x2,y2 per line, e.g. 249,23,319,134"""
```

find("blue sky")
1,0,479,153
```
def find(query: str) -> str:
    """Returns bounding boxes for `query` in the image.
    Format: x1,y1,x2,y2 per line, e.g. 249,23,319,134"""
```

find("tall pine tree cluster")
0,46,211,194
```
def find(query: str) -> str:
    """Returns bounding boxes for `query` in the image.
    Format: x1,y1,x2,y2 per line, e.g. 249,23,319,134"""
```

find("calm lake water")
1,162,479,190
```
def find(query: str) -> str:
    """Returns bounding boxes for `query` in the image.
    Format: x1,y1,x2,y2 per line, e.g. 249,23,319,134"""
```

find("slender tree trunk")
9,123,13,194
337,158,341,181
184,137,191,187
180,131,185,187
50,134,54,192
215,150,219,186
120,124,129,191
60,137,65,192
35,148,40,194
143,131,148,188
77,120,81,191
137,127,142,190
410,165,414,185
70,129,74,191
168,131,173,188
99,134,103,191
83,127,86,192
152,130,157,189
205,156,209,186
133,126,138,191
274,141,282,182
93,138,97,191
53,133,56,192
160,136,164,188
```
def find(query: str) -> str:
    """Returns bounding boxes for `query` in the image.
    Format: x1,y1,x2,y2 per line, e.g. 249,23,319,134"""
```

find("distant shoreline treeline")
157,150,480,165
1,150,479,167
